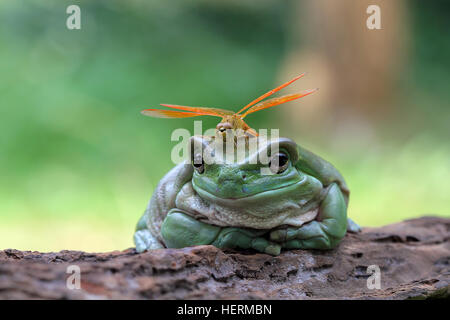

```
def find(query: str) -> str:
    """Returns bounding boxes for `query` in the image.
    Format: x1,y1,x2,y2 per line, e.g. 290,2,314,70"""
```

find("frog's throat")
191,176,308,207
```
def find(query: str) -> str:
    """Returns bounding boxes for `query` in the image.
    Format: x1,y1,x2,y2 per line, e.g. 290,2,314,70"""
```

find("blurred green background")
0,0,448,252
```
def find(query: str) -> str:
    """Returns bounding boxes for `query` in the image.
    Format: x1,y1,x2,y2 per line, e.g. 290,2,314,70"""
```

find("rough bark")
0,217,448,300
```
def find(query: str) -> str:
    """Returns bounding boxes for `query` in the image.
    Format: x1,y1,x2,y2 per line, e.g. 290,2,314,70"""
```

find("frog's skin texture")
134,136,360,255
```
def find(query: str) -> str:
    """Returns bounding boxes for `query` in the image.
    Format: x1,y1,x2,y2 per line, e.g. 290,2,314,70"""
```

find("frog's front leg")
270,183,347,249
161,210,282,255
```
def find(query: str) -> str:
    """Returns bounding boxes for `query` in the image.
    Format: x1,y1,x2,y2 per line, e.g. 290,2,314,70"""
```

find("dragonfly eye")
216,122,233,132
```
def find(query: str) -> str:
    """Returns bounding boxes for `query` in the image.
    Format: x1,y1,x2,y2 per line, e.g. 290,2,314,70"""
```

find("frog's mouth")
191,177,307,207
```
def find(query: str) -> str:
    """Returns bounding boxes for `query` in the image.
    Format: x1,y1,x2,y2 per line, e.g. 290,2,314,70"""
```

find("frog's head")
189,135,306,202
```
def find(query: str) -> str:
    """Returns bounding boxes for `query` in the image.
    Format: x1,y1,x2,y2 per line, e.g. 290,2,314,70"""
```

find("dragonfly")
141,73,317,136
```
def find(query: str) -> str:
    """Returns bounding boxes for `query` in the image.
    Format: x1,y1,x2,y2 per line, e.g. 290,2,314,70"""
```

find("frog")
134,74,360,255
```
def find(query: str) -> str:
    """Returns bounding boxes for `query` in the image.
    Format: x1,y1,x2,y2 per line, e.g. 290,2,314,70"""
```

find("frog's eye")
269,152,289,174
192,154,205,174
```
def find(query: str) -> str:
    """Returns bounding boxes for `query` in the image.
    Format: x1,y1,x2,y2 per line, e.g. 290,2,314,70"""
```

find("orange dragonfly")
141,74,317,136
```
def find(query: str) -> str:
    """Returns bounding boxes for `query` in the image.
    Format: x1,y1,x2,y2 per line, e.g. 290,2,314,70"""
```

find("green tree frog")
134,74,360,255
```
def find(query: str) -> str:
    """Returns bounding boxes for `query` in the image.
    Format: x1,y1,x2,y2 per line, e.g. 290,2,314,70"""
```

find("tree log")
0,217,448,299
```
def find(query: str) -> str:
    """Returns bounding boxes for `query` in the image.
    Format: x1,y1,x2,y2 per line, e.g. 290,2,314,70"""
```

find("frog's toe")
134,229,164,253
250,237,281,255
265,244,281,256
270,228,300,242
269,229,287,242
347,218,362,233
282,239,303,249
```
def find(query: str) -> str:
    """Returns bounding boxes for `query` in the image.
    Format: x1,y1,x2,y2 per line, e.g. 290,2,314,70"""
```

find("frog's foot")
134,229,164,253
134,213,164,252
270,183,347,250
347,218,361,233
161,210,281,255
212,228,281,256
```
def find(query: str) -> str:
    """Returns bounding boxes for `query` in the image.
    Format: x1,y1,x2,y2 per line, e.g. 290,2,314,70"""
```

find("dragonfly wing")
241,89,317,118
237,74,306,114
141,109,210,118
160,104,234,117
